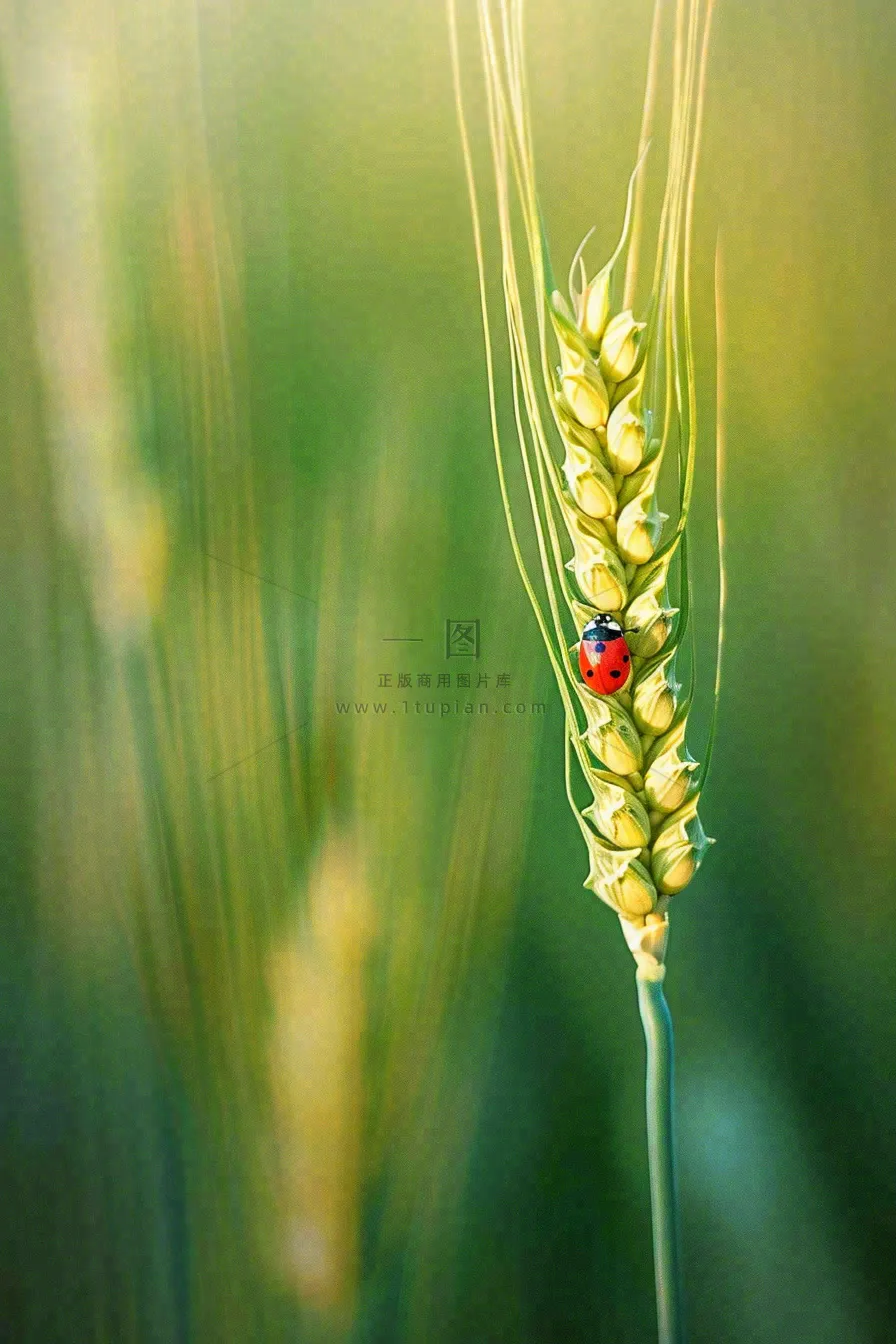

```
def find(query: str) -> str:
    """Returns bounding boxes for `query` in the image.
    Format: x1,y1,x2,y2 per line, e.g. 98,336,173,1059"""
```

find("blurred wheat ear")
448,2,723,1340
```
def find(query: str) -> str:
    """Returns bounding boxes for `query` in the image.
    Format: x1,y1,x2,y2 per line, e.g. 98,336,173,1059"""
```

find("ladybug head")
582,614,623,643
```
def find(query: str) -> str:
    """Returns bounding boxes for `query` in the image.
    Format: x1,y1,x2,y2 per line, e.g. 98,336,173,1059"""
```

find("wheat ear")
449,1,722,1339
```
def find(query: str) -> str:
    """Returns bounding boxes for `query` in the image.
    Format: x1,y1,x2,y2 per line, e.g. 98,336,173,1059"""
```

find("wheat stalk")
448,1,722,1339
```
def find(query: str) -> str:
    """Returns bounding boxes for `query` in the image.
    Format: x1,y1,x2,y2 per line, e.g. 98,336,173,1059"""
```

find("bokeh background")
2,1,895,1341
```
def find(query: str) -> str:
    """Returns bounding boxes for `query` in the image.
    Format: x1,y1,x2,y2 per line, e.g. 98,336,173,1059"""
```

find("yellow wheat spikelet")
449,0,720,970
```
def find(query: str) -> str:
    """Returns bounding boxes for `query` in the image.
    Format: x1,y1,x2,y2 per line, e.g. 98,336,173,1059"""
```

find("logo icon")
445,619,480,659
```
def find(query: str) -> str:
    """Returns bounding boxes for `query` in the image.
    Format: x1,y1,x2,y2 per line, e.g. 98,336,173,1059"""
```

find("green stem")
636,965,685,1344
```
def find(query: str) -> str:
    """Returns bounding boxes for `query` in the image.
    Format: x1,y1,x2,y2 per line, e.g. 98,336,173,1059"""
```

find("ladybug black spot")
610,669,622,679
595,642,606,652
623,654,630,663
586,669,594,677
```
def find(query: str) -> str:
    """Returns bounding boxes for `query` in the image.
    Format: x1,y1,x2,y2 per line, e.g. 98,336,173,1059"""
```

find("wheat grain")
449,0,719,973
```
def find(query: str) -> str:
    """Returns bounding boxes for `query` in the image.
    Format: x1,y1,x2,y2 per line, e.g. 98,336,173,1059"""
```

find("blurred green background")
1,1,895,1341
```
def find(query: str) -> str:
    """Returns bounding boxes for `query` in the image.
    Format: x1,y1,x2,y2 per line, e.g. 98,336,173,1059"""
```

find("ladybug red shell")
578,615,632,694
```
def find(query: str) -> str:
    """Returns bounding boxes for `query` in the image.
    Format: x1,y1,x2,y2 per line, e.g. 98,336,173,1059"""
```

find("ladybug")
578,615,632,694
